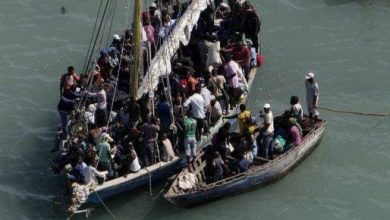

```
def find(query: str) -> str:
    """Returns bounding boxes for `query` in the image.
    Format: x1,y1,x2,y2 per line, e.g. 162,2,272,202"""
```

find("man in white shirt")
224,55,242,109
210,96,222,126
261,103,274,159
200,80,212,111
88,83,107,127
158,14,176,40
184,87,206,141
305,72,319,122
84,160,108,186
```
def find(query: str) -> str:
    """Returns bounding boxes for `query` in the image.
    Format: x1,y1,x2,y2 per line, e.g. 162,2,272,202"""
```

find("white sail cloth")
137,0,210,99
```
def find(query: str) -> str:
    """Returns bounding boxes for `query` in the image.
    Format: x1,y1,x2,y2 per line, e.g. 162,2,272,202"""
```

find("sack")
273,135,286,153
256,53,264,67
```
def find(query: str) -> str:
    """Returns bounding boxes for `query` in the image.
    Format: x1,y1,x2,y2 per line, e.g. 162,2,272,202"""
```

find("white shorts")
184,137,197,156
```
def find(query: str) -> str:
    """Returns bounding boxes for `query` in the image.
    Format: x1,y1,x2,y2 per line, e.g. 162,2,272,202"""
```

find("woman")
290,96,303,122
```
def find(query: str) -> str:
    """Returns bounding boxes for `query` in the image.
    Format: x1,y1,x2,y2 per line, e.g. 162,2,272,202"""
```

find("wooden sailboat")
56,0,262,214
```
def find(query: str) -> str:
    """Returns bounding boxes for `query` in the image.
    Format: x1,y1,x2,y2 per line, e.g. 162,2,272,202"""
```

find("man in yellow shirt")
224,104,251,134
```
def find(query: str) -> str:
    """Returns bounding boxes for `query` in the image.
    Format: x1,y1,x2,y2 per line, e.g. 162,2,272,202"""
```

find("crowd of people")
203,72,320,183
52,0,263,188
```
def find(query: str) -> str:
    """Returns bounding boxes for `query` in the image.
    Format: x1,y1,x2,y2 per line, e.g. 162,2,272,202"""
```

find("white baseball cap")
305,72,315,79
113,34,120,40
101,133,114,143
150,3,157,8
264,103,271,109
220,3,229,8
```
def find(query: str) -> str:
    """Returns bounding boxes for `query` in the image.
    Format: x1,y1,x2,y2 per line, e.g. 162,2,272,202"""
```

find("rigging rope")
106,0,118,47
81,0,104,76
105,0,133,128
84,0,110,73
77,0,111,109
98,0,116,49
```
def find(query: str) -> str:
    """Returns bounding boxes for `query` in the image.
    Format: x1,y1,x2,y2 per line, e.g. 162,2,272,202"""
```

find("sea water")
1,0,390,219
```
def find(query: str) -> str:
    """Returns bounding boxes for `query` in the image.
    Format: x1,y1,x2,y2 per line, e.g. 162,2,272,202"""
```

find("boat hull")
87,157,186,204
165,122,327,207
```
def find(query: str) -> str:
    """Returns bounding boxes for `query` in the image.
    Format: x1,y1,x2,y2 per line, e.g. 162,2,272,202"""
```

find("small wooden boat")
164,118,327,207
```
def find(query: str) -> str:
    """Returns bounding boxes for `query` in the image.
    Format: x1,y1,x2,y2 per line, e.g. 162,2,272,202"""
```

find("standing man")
305,72,319,122
223,104,251,134
183,110,198,164
224,55,242,110
261,103,274,159
60,66,80,96
140,117,160,166
57,85,81,140
184,87,206,141
88,83,107,127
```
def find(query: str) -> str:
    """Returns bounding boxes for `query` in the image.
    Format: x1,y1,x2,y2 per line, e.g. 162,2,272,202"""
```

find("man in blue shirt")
156,95,172,134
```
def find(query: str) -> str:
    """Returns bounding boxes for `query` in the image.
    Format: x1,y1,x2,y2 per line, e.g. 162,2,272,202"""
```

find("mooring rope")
317,106,390,117
274,72,390,117
93,190,118,220
147,166,166,201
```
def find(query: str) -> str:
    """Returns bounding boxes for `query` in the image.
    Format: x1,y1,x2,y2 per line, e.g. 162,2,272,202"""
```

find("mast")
130,0,143,98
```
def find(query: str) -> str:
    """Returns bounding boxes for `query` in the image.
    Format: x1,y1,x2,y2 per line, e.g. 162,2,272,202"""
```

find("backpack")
256,53,264,67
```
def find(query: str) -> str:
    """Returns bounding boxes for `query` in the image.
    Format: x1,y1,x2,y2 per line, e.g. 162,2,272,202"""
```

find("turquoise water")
1,0,390,219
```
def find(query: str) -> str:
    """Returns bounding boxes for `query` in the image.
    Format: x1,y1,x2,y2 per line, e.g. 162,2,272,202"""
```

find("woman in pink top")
142,12,157,49
288,118,302,146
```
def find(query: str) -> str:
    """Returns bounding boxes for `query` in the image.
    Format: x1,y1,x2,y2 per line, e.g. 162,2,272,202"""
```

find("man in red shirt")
232,42,250,78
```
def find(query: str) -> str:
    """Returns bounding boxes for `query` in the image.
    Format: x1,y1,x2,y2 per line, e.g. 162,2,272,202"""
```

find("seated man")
212,151,227,182
128,142,141,173
74,156,88,184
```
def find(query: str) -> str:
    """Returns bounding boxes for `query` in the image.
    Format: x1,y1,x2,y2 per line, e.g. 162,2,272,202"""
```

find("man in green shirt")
183,110,198,164
96,133,115,178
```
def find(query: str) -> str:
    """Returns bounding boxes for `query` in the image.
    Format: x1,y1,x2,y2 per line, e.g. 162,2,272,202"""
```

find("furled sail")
137,0,209,99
